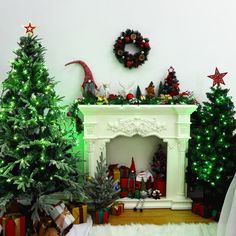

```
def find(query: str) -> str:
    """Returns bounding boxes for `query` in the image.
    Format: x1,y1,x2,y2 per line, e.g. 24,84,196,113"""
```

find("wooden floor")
109,209,214,225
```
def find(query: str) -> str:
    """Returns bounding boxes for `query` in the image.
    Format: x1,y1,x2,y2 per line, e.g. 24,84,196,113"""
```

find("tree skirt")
88,223,217,236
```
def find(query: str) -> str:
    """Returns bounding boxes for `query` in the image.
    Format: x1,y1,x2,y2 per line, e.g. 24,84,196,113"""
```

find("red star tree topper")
207,67,228,87
24,22,36,34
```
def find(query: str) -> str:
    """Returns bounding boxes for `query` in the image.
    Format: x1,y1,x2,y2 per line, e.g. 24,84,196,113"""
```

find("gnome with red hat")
128,157,136,198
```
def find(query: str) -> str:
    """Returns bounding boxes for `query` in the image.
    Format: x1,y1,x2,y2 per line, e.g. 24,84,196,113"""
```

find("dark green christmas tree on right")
188,68,236,210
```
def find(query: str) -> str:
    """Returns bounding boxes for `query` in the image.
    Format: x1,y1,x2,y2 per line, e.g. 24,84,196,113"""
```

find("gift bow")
55,207,70,229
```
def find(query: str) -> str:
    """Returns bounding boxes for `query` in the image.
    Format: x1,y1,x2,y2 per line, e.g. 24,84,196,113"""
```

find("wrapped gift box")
111,202,124,216
120,178,128,188
94,208,109,224
2,213,25,236
68,203,88,224
192,202,212,218
31,216,53,236
49,201,75,233
119,166,130,178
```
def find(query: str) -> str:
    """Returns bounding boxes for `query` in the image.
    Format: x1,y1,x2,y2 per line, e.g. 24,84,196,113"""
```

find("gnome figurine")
128,157,136,198
133,178,148,212
65,60,98,99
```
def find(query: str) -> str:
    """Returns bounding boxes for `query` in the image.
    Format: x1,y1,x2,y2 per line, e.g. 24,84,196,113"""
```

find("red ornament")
126,61,133,68
67,111,72,117
126,93,134,100
207,67,227,87
144,42,150,48
24,22,36,34
125,36,130,42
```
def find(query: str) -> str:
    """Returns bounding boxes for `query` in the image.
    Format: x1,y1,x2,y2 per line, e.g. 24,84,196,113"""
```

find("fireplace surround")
78,105,197,209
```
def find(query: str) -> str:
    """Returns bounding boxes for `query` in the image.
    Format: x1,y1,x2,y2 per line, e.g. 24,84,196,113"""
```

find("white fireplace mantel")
78,105,197,210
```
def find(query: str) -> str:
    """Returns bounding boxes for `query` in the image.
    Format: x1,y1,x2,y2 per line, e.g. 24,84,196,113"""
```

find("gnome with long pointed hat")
65,60,98,99
128,157,136,198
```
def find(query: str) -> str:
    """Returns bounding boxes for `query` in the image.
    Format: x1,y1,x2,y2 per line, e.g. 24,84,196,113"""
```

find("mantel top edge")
77,104,198,114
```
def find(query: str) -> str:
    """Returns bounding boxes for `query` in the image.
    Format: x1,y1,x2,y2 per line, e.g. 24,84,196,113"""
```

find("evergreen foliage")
84,153,118,209
0,33,85,222
151,144,166,179
187,86,236,209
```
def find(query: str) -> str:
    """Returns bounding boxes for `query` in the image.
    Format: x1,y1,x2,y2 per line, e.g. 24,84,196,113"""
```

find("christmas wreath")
113,29,151,69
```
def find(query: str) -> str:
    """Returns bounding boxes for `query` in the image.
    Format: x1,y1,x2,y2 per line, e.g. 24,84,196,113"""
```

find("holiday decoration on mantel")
159,66,180,96
113,29,151,69
187,67,236,212
0,23,85,224
65,60,98,100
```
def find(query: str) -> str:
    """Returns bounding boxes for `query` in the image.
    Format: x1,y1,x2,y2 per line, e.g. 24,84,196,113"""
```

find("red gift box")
153,176,166,196
119,166,130,178
95,208,109,224
111,202,124,216
192,202,212,218
120,178,128,188
2,213,25,236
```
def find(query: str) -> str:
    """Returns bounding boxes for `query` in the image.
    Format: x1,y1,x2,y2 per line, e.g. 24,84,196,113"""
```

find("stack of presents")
0,201,88,236
108,157,166,200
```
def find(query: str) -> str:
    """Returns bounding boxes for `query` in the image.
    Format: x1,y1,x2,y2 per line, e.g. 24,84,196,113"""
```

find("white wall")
1,0,236,106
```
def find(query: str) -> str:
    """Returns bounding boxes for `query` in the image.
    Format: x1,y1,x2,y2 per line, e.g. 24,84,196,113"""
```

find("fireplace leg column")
176,139,188,200
86,139,110,177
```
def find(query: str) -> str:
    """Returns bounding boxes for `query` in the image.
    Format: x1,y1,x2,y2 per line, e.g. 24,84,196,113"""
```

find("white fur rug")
88,223,217,236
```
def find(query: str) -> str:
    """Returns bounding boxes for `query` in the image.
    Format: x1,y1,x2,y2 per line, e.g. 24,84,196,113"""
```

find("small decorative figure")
118,81,136,97
102,83,110,98
145,81,155,99
133,178,148,212
65,60,98,99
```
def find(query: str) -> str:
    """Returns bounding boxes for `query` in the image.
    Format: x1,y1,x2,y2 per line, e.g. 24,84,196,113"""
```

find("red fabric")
120,178,128,188
129,157,136,173
2,214,25,236
120,190,128,198
192,202,212,218
128,178,135,189
135,181,142,190
95,211,98,224
103,211,109,224
157,180,166,196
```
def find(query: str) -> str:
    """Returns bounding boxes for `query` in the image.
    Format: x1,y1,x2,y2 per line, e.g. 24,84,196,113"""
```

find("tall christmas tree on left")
0,23,85,222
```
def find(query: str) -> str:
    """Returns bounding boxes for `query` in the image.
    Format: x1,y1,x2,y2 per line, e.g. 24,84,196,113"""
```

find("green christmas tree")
0,23,85,222
84,153,118,209
187,68,236,209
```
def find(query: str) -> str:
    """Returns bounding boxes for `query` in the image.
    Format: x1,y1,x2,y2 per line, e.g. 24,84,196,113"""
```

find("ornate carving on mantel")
107,117,166,137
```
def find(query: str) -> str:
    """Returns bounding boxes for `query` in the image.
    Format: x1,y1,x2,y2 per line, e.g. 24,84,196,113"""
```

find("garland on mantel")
67,92,198,133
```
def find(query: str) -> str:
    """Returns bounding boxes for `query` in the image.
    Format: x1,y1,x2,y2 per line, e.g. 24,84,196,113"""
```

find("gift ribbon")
55,207,70,229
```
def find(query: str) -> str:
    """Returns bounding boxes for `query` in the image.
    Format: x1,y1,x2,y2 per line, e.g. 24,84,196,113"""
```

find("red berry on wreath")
145,42,150,48
67,111,72,117
125,36,130,42
126,61,133,67
126,93,134,100
118,39,122,44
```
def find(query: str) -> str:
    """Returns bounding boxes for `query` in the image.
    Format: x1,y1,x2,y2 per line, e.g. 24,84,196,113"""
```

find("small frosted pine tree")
84,153,118,209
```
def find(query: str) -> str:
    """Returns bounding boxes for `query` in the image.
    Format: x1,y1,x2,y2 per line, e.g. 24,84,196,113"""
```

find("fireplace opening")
106,135,167,199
